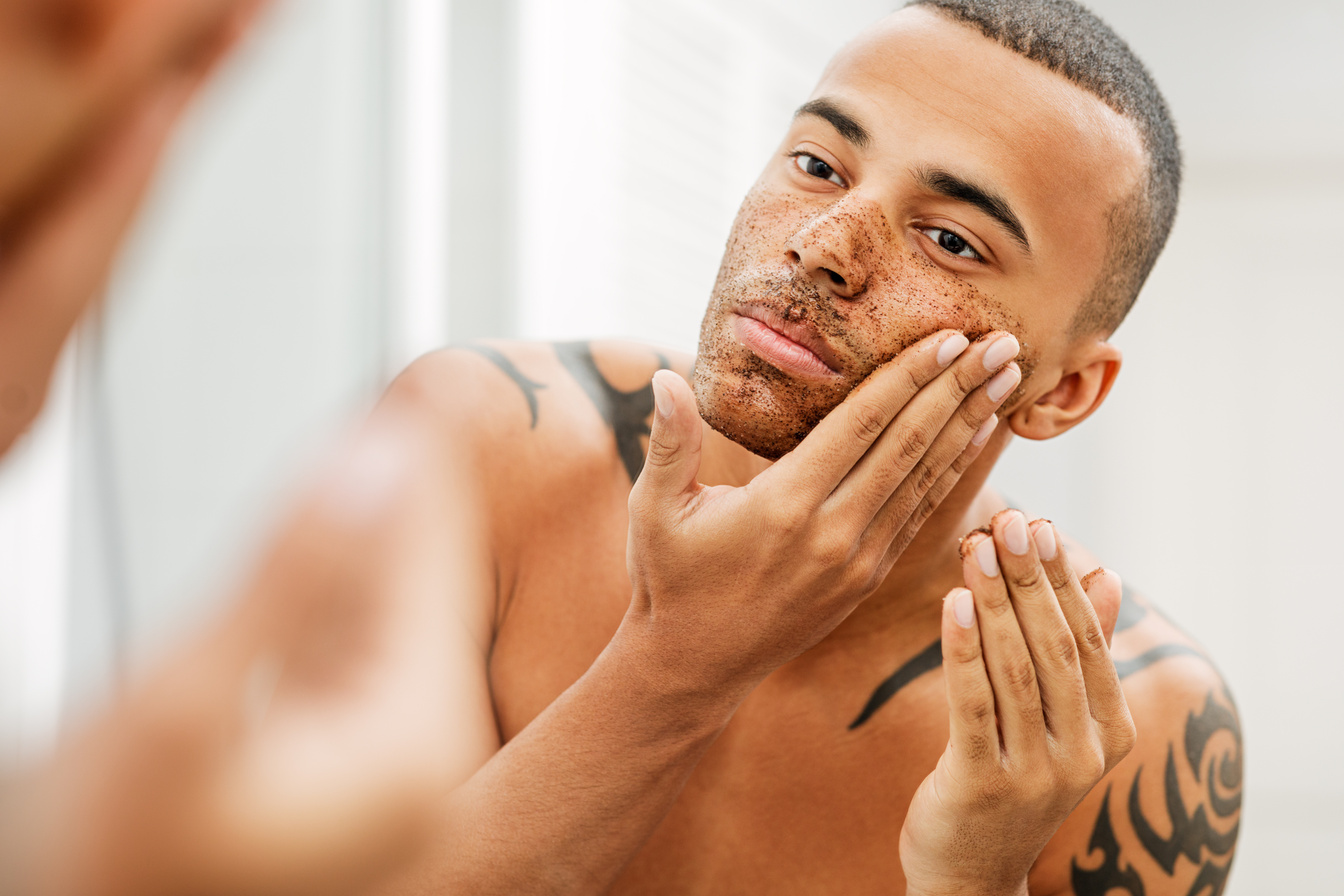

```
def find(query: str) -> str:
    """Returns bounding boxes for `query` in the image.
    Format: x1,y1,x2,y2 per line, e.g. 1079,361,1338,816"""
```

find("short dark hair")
906,0,1181,336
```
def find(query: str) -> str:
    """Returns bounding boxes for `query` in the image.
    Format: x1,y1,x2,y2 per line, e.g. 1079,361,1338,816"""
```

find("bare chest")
489,508,953,893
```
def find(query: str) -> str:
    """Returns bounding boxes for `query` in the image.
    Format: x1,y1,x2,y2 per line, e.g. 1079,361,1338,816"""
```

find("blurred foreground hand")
8,405,481,896
0,0,267,456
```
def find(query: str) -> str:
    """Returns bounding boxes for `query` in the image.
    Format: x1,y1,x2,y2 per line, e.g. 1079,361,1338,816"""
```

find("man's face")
693,8,1147,459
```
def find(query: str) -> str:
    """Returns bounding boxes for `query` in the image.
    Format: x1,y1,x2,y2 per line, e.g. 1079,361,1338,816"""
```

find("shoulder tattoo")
1072,687,1243,896
555,342,668,484
459,341,667,484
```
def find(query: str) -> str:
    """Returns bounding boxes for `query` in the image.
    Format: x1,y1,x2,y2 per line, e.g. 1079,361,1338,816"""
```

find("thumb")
633,369,703,503
1081,568,1123,647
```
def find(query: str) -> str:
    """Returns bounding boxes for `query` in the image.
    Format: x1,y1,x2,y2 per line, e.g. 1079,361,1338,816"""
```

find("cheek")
836,247,1029,371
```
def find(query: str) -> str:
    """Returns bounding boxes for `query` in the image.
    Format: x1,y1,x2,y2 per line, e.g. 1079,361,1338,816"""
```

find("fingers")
0,74,196,456
774,329,975,499
980,512,1087,736
823,333,1019,522
940,586,1000,766
630,370,705,513
861,359,1017,561
960,517,1134,773
959,527,1045,755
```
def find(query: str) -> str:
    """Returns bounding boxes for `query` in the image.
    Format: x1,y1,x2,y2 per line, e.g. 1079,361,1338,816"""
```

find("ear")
1007,341,1122,441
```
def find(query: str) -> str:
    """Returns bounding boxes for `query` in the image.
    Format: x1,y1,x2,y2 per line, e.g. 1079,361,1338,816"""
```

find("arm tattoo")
1073,787,1148,896
461,344,547,429
1072,689,1242,896
555,342,668,484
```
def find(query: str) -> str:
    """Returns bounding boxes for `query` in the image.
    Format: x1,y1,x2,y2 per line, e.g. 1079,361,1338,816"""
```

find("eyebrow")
914,166,1031,254
794,98,871,149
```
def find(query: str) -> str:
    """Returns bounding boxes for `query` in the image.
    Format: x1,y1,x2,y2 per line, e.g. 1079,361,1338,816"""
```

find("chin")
692,352,847,461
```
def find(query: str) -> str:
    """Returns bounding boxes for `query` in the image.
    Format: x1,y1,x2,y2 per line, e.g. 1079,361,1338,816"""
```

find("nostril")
786,249,802,265
826,269,847,288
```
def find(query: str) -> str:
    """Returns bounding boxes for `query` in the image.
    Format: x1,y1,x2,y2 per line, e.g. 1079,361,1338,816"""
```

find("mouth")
731,305,845,381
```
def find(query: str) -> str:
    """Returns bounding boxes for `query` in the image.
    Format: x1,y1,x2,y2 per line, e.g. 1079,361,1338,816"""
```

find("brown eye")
792,152,844,187
919,226,982,261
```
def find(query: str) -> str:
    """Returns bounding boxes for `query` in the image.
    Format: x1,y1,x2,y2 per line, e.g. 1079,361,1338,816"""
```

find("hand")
20,407,481,896
624,330,1022,693
899,512,1133,896
0,0,267,457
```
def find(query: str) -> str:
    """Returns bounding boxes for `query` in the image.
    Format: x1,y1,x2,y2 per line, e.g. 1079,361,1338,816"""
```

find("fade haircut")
906,0,1181,336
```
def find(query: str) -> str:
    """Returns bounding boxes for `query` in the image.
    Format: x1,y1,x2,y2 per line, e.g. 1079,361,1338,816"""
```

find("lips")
731,305,845,380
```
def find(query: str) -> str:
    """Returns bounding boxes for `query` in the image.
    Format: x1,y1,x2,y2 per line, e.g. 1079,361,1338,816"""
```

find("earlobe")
1008,343,1122,441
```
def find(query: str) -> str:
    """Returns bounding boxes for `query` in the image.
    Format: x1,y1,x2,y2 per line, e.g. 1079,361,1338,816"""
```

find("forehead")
811,7,1146,255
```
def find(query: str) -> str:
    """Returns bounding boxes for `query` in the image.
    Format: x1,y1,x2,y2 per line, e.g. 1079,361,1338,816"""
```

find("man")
371,1,1240,894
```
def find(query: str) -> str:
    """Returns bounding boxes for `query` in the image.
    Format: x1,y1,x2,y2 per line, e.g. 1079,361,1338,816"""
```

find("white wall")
992,2,1344,890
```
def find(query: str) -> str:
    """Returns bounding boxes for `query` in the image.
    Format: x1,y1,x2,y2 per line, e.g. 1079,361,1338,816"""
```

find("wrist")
603,607,762,738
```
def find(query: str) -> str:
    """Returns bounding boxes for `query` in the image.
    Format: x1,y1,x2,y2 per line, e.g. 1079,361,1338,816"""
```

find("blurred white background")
1,0,1341,891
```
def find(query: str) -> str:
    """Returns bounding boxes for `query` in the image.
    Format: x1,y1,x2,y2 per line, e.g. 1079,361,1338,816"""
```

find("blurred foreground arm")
6,403,493,896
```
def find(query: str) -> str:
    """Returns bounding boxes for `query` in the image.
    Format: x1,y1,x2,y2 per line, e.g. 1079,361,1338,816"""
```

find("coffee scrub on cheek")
692,188,1034,460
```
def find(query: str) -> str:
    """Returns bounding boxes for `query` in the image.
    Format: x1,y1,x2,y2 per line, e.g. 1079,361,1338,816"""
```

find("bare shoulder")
1030,532,1242,896
386,339,693,484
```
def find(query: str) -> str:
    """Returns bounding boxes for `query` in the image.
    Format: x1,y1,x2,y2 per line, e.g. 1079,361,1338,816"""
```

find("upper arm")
1031,596,1242,895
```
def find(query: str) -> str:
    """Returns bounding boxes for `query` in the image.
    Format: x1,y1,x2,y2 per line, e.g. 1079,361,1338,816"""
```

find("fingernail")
1004,512,1030,555
986,365,1021,403
982,334,1020,371
952,588,976,628
936,333,970,367
971,414,998,446
1033,522,1057,560
320,421,409,525
974,535,999,577
651,370,675,418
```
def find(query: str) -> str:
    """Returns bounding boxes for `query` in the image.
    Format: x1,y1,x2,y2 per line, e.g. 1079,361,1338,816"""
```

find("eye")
919,226,983,261
790,151,845,187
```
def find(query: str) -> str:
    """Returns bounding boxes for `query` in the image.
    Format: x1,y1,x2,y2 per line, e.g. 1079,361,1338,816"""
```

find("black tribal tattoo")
461,344,547,428
849,586,1162,729
555,342,668,484
463,342,668,484
1071,690,1242,896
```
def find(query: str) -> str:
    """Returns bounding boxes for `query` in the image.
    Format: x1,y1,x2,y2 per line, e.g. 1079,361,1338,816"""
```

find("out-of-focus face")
693,7,1146,459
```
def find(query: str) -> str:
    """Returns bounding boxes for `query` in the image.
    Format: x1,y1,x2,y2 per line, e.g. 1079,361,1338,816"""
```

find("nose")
783,193,887,300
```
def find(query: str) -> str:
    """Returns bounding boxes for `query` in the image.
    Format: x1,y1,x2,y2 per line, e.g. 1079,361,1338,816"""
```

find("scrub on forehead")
693,188,1036,461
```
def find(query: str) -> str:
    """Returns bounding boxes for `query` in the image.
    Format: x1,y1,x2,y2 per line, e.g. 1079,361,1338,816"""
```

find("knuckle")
1077,618,1108,656
950,360,988,396
1047,627,1080,668
813,531,856,569
643,433,678,468
960,728,997,763
847,400,890,444
1002,657,1039,697
1105,714,1138,759
891,425,931,466
1045,563,1074,594
1010,563,1047,593
911,459,940,495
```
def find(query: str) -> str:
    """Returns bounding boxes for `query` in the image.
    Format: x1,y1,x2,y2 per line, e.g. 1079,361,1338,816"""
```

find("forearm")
420,616,753,895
